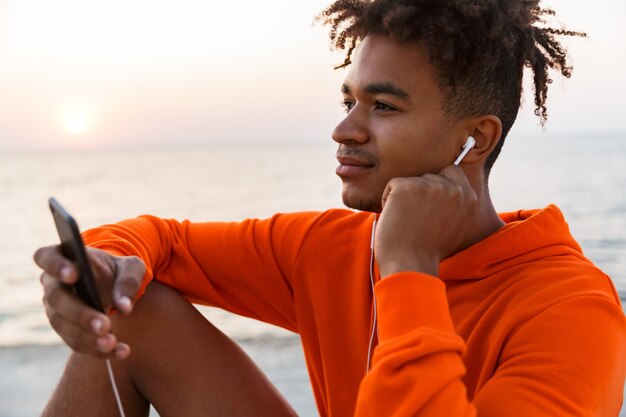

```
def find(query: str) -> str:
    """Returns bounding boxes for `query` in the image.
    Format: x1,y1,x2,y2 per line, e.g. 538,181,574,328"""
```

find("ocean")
1,134,625,347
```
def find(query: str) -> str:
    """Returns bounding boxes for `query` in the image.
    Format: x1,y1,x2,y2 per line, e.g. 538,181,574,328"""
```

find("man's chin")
342,195,382,213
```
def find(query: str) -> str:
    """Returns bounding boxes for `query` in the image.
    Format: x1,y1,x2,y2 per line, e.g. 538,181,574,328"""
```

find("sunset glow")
0,0,624,150
59,106,94,136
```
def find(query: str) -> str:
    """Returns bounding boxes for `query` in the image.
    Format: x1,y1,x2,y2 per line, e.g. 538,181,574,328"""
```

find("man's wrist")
379,258,439,279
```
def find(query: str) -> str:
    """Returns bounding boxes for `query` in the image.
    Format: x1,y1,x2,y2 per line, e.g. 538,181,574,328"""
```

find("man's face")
333,35,467,212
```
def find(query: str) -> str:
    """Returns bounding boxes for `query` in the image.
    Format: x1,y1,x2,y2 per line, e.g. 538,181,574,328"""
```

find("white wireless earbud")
453,136,476,166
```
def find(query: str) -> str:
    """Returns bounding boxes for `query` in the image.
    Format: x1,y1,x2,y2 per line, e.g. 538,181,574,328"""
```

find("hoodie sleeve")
354,272,626,417
82,212,319,332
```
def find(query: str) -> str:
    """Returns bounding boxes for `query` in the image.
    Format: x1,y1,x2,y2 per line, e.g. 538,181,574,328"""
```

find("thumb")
112,256,146,314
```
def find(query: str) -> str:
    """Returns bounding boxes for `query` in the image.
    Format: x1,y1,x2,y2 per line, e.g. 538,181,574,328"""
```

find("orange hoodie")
83,204,626,416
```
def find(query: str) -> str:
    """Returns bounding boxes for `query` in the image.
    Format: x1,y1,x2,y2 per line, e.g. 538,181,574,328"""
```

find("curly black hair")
317,0,586,174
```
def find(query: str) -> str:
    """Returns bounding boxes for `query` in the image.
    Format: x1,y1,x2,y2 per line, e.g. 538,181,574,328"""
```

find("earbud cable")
106,358,127,417
366,218,378,373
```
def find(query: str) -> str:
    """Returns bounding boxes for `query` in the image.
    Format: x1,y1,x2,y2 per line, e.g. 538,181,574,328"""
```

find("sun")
65,112,90,135
60,106,95,135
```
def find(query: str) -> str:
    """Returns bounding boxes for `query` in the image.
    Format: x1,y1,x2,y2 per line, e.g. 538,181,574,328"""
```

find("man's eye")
375,101,396,112
341,100,355,113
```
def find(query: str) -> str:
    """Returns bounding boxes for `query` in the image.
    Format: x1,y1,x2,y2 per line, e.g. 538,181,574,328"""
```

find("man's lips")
336,155,375,177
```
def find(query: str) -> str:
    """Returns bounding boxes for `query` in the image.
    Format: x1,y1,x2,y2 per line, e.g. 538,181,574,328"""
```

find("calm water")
0,134,624,346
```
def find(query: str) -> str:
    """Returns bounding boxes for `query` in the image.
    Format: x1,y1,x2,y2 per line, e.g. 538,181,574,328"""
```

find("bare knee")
111,282,206,368
115,282,193,330
113,283,297,417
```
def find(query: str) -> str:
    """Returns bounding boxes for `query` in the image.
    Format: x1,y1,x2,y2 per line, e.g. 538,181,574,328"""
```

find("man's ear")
458,115,502,165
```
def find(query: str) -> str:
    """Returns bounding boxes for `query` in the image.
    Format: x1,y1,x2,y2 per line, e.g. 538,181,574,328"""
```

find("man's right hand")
33,246,146,359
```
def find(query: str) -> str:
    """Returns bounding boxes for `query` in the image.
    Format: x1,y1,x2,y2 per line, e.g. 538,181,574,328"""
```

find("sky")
0,0,624,150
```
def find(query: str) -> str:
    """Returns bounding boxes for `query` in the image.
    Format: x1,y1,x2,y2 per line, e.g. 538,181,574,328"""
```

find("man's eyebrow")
341,82,410,100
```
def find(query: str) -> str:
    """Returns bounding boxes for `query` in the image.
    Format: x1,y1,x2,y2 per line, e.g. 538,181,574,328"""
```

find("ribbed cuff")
374,272,455,341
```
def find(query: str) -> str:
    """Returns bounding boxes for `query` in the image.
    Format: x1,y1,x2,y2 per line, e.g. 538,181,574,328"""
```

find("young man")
34,1,625,416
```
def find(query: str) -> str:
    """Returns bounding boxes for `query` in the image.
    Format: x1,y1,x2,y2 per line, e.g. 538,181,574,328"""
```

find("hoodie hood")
440,205,586,281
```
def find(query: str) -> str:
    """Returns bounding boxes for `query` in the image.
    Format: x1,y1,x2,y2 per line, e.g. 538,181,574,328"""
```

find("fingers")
34,245,78,284
36,245,139,358
111,256,146,314
381,172,468,210
41,272,131,359
41,272,111,333
381,177,416,210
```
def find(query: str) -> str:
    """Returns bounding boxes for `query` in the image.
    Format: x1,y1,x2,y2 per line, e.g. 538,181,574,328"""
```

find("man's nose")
332,106,369,145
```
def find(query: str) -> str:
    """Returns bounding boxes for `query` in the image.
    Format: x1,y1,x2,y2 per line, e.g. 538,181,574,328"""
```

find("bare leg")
41,282,298,417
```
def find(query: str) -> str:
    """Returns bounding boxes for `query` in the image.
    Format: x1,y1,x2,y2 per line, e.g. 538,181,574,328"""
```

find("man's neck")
452,176,505,257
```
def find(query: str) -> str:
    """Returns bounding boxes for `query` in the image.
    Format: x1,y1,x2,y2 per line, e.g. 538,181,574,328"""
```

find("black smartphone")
49,197,104,313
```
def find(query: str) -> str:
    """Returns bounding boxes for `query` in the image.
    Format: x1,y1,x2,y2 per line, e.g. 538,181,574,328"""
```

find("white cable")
106,358,127,417
366,218,378,373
